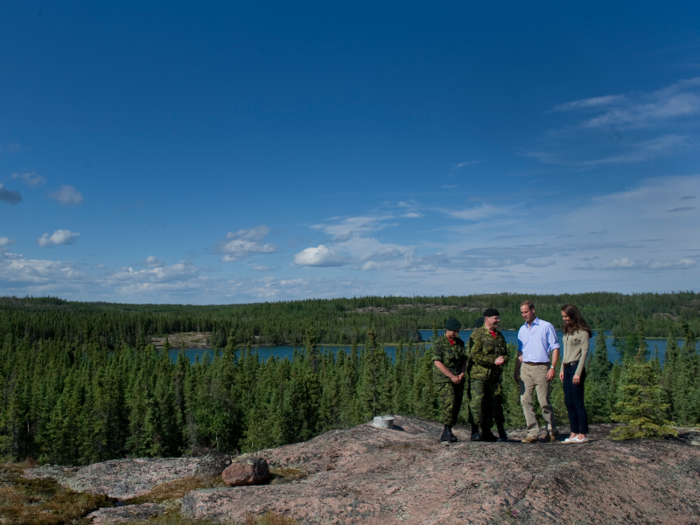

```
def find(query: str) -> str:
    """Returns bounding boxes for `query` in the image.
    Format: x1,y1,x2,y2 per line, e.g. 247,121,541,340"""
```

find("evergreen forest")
1,293,699,465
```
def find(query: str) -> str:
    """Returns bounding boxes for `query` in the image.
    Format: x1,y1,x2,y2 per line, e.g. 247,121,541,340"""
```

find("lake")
169,328,690,365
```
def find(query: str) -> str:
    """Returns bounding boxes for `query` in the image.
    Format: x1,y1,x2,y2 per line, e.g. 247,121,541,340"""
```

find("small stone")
222,457,270,486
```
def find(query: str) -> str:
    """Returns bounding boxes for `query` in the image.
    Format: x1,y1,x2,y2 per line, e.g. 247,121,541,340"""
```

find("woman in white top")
559,304,591,443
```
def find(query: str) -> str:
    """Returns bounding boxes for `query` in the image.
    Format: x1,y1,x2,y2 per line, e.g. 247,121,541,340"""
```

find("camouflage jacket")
431,335,468,384
467,326,509,381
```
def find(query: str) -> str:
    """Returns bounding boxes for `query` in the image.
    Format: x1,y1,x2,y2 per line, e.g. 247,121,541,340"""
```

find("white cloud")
251,265,270,271
532,78,700,168
0,250,85,287
37,229,80,247
443,203,505,221
308,214,448,273
606,257,638,269
523,134,690,167
12,172,46,187
48,185,83,206
555,77,700,130
402,212,423,218
333,231,354,243
451,160,485,170
553,95,627,111
358,250,447,272
215,225,277,262
575,257,698,271
294,245,346,267
649,258,697,270
525,259,556,268
143,255,165,267
0,184,22,204
0,237,16,248
311,215,393,236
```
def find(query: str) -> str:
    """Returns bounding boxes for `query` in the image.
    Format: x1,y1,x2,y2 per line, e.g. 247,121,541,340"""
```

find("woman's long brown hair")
561,304,592,337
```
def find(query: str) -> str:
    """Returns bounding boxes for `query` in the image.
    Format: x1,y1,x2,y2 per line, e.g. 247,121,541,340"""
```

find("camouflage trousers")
469,378,505,430
435,381,465,427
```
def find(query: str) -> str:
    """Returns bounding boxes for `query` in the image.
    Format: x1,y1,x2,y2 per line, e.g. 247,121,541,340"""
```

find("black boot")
446,426,458,442
471,431,482,442
481,428,498,442
440,425,451,442
497,428,508,442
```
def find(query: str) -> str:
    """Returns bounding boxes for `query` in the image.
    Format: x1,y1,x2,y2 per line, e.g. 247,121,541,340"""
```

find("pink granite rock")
222,457,270,487
182,416,700,524
23,454,233,501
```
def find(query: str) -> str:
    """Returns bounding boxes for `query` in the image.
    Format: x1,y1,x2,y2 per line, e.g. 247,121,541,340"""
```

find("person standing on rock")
467,309,509,442
432,318,468,443
559,304,591,444
514,300,560,443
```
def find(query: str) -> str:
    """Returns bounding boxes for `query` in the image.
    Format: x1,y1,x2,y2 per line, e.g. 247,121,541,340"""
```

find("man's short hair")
520,300,535,311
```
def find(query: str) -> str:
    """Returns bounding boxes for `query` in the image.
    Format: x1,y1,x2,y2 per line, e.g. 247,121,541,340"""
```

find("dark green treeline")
2,291,699,349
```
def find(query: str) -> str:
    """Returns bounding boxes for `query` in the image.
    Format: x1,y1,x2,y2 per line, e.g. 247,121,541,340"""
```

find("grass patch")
124,476,227,505
125,511,298,525
244,512,300,525
0,463,112,525
269,467,308,484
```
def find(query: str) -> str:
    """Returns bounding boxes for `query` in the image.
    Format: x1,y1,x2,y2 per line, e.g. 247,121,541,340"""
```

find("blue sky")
2,1,700,303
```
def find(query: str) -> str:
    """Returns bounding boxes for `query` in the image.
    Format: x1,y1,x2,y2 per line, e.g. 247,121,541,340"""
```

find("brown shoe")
521,435,539,444
547,432,559,443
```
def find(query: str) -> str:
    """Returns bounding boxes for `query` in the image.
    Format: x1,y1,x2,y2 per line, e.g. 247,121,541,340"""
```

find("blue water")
418,329,684,364
169,329,691,366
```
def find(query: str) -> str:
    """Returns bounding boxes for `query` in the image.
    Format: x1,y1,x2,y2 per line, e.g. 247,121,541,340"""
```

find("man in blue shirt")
513,300,560,443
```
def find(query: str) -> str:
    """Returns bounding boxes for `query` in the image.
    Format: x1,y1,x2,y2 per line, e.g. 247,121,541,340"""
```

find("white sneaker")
572,436,589,443
562,436,577,443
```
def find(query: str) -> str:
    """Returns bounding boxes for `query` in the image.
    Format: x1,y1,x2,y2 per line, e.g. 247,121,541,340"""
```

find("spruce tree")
588,329,611,385
610,346,677,440
356,328,389,420
672,320,699,425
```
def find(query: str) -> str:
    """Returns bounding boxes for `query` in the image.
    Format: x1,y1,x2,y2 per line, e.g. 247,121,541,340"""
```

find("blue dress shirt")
517,317,560,363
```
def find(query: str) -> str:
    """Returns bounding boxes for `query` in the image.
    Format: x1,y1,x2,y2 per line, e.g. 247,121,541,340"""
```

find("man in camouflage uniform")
467,308,509,442
432,318,468,443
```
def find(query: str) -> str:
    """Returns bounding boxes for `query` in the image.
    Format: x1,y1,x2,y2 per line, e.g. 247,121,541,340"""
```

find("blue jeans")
563,364,588,434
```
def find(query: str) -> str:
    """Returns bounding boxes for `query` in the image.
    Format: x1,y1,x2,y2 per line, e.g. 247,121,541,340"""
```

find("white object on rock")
372,416,395,429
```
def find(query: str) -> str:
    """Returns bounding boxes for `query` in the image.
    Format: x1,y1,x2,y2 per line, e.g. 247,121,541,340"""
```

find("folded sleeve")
547,324,560,350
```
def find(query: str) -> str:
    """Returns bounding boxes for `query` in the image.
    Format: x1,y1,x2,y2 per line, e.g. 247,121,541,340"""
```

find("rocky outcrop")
182,417,700,524
21,418,700,524
222,457,270,486
23,454,232,501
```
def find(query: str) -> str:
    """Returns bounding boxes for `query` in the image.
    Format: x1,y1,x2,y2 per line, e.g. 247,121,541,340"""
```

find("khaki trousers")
520,363,557,437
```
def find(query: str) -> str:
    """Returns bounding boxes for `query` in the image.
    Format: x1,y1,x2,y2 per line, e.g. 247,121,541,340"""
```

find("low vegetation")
0,462,112,525
125,512,298,525
124,476,226,505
